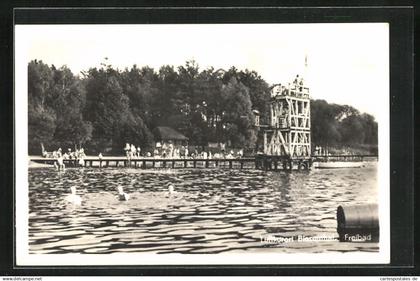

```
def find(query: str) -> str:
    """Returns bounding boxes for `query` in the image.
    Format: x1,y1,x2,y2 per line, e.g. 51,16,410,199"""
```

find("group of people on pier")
124,143,142,158
43,147,87,160
123,142,244,160
42,146,87,170
42,142,246,170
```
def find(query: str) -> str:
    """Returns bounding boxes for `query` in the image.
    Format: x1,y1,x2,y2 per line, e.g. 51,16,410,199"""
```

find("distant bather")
117,186,130,201
65,186,82,205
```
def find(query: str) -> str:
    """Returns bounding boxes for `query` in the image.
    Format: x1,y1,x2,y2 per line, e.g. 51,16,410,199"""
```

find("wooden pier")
312,155,378,162
30,157,258,169
30,154,377,170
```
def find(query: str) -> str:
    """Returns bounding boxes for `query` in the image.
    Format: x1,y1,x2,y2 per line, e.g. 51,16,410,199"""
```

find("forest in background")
27,59,378,155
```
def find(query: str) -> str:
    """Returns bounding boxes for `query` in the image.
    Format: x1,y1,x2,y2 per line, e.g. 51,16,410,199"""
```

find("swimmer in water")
167,183,175,196
65,186,82,205
117,186,130,201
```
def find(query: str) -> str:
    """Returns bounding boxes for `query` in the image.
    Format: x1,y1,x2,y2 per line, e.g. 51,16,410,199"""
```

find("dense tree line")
310,100,378,154
28,59,377,155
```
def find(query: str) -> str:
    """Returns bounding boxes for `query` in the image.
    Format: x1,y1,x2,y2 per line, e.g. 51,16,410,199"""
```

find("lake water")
28,163,378,254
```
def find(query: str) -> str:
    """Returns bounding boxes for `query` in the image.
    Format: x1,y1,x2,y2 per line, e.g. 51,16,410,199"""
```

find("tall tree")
311,99,342,147
220,77,256,148
50,65,93,149
28,60,57,153
84,66,131,153
237,69,271,125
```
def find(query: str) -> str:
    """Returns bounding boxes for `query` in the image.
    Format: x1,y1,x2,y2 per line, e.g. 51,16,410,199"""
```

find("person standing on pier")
57,148,62,158
220,143,226,155
161,143,167,158
124,143,130,158
130,144,136,158
55,153,65,171
168,142,174,158
78,148,86,167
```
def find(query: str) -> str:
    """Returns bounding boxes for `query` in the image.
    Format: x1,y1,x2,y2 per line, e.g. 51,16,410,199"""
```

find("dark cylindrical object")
336,203,379,242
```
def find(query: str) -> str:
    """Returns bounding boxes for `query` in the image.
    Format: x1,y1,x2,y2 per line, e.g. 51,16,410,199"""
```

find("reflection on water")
28,163,378,254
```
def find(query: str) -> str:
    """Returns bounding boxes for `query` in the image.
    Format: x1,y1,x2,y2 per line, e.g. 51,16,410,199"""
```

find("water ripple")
28,165,378,254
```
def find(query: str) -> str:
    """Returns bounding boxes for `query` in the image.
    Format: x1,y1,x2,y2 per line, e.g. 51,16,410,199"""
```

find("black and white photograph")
15,23,390,265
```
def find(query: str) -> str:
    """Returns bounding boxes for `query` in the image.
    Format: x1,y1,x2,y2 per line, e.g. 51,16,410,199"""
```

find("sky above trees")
16,23,388,118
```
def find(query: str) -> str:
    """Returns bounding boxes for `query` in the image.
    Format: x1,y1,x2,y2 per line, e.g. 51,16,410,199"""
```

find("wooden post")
193,160,197,168
229,160,233,169
240,160,244,169
184,160,187,168
205,160,209,168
